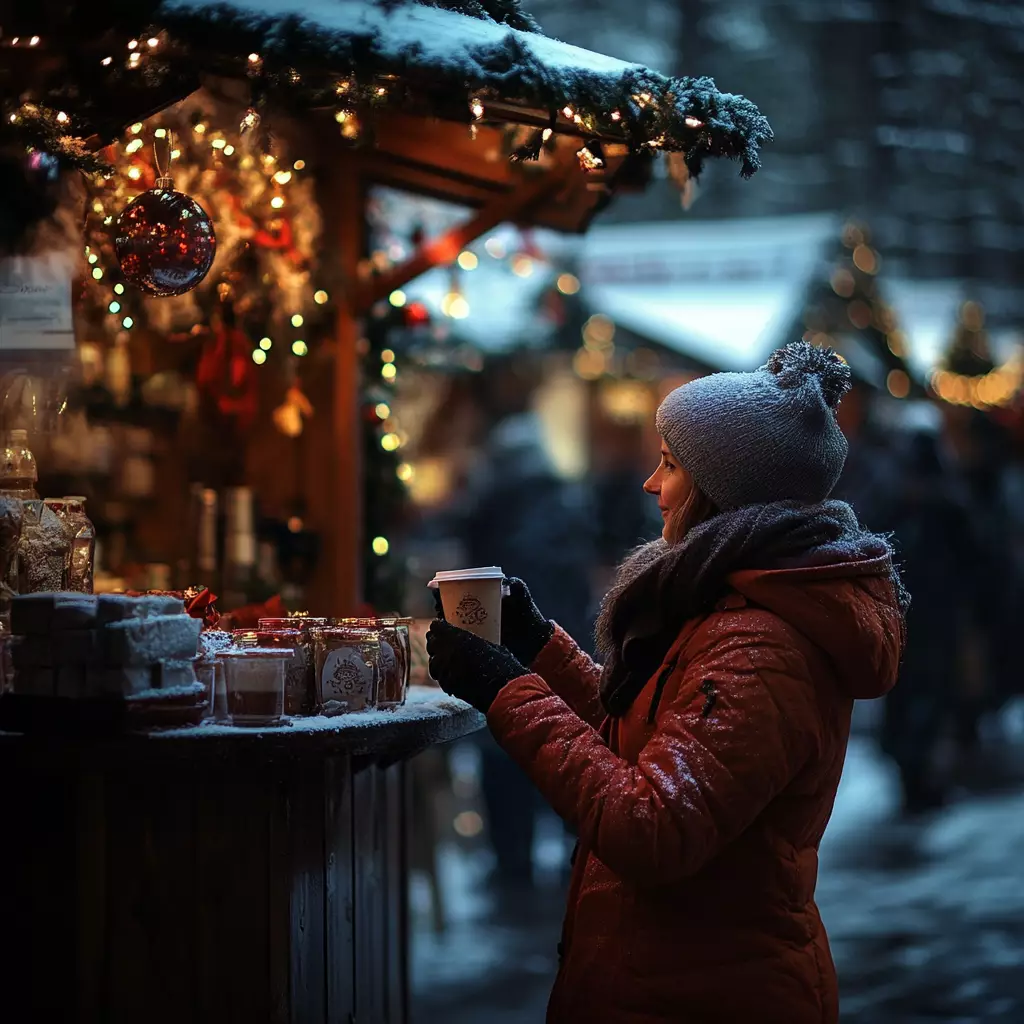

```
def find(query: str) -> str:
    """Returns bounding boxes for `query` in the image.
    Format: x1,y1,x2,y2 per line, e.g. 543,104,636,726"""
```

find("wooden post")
311,155,365,614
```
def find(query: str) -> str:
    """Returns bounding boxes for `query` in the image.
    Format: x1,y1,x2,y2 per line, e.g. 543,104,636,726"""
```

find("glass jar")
19,499,69,593
0,429,39,500
63,497,96,593
257,617,328,716
312,625,381,712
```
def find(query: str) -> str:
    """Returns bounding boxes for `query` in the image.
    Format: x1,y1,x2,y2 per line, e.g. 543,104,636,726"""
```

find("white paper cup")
428,566,507,644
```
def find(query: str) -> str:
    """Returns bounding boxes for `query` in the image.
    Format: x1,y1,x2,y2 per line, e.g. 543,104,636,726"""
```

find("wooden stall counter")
0,687,485,1024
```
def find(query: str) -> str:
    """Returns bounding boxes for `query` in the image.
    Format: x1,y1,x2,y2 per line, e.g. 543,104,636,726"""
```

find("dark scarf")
595,499,909,717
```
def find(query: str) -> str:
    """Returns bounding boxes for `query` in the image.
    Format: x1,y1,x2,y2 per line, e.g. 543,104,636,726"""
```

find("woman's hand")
501,577,554,666
426,619,528,714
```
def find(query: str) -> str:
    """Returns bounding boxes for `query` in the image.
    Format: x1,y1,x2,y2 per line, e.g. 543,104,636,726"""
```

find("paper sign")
0,253,75,351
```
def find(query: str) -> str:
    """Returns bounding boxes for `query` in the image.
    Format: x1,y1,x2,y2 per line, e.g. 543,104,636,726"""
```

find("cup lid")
428,566,504,588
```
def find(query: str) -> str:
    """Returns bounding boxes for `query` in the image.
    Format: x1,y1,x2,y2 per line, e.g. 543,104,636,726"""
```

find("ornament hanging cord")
153,131,174,188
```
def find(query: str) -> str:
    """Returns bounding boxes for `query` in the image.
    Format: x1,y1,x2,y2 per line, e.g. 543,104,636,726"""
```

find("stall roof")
2,0,772,184
574,214,839,371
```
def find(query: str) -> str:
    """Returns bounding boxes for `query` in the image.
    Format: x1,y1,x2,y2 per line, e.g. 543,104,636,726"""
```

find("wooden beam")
307,157,365,615
353,156,579,314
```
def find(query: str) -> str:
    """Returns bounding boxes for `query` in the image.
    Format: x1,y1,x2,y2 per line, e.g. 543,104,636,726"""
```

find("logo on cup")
456,594,488,627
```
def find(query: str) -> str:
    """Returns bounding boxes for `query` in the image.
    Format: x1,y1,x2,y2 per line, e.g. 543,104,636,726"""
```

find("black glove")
426,619,528,714
501,577,554,666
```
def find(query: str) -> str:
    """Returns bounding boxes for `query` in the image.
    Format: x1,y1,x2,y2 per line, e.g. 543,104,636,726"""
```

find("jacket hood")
727,553,904,699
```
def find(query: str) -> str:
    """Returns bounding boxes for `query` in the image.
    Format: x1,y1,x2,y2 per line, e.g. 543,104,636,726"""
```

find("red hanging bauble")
114,176,217,297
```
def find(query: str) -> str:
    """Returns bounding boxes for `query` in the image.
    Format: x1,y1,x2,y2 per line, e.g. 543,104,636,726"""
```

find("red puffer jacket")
486,553,904,1024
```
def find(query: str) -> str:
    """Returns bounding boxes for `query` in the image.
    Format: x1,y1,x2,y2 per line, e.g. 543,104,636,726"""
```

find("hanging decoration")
114,133,217,297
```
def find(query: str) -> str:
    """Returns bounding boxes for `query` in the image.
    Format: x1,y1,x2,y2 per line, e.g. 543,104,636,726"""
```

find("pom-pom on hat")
655,341,852,511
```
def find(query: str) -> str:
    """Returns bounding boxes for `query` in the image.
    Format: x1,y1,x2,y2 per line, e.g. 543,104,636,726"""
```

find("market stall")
0,1,771,1020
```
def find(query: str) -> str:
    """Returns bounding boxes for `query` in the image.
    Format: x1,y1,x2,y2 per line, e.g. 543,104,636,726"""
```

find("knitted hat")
655,341,852,511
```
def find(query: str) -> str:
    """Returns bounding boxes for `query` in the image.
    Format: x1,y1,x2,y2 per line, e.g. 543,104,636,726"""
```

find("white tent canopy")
573,214,840,371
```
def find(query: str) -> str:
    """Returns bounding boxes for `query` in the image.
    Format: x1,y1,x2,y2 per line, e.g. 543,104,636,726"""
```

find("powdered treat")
430,567,506,644
12,666,55,696
11,629,102,669
95,593,185,624
220,648,291,725
197,629,235,658
102,614,201,666
11,593,98,634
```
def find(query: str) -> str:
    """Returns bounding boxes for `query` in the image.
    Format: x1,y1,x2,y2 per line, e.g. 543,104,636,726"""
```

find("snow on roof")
157,0,772,176
574,214,838,371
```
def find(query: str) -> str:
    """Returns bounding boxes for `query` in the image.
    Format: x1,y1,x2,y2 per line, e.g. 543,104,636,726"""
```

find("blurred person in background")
459,353,593,899
426,341,907,1024
878,426,975,813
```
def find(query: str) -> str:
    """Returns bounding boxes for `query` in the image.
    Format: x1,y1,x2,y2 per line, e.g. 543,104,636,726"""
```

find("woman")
427,342,907,1024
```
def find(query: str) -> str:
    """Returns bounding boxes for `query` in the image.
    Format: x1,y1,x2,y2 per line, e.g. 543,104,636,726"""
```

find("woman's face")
644,441,694,539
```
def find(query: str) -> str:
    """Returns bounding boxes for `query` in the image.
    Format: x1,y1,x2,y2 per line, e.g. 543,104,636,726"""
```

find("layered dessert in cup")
220,648,293,726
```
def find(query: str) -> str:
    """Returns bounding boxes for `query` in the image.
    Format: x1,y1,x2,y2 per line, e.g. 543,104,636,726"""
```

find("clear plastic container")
220,648,293,726
63,497,96,593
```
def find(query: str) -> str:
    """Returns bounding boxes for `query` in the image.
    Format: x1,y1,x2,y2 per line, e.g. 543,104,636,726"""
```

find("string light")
127,39,138,50
542,128,553,142
396,463,414,482
211,138,227,150
125,138,144,154
389,290,407,307
380,433,400,451
130,123,143,134
252,349,267,365
29,36,40,46
375,402,391,419
87,253,99,264
127,166,142,180
511,255,534,278
290,314,304,327
193,123,207,134
381,349,395,363
293,160,306,171
273,170,292,184
101,57,113,66
270,195,285,209
122,316,134,329
457,251,478,271
611,111,622,121
314,289,328,304
470,98,485,119
381,363,397,381
684,116,704,128
113,283,125,295
240,107,261,132
371,536,390,556
55,111,69,124
291,340,308,356
259,337,273,351
557,273,580,295
91,267,103,280
108,301,121,314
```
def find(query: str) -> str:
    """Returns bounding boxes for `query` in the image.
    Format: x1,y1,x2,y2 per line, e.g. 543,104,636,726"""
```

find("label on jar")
321,647,373,706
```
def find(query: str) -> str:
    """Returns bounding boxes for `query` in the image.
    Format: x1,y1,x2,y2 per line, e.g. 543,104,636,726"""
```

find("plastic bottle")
63,497,96,594
0,429,39,499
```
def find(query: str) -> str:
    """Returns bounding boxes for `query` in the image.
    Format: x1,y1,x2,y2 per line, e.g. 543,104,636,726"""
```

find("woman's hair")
664,484,718,546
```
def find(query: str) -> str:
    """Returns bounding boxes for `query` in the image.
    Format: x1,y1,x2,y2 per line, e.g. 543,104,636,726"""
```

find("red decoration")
114,181,217,297
404,301,430,326
195,321,259,430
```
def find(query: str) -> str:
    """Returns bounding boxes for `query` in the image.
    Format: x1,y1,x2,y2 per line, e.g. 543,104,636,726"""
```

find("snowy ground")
410,721,1024,1024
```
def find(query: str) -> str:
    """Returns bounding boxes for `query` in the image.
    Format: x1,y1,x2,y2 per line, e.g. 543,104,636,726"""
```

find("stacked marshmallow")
10,593,203,699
